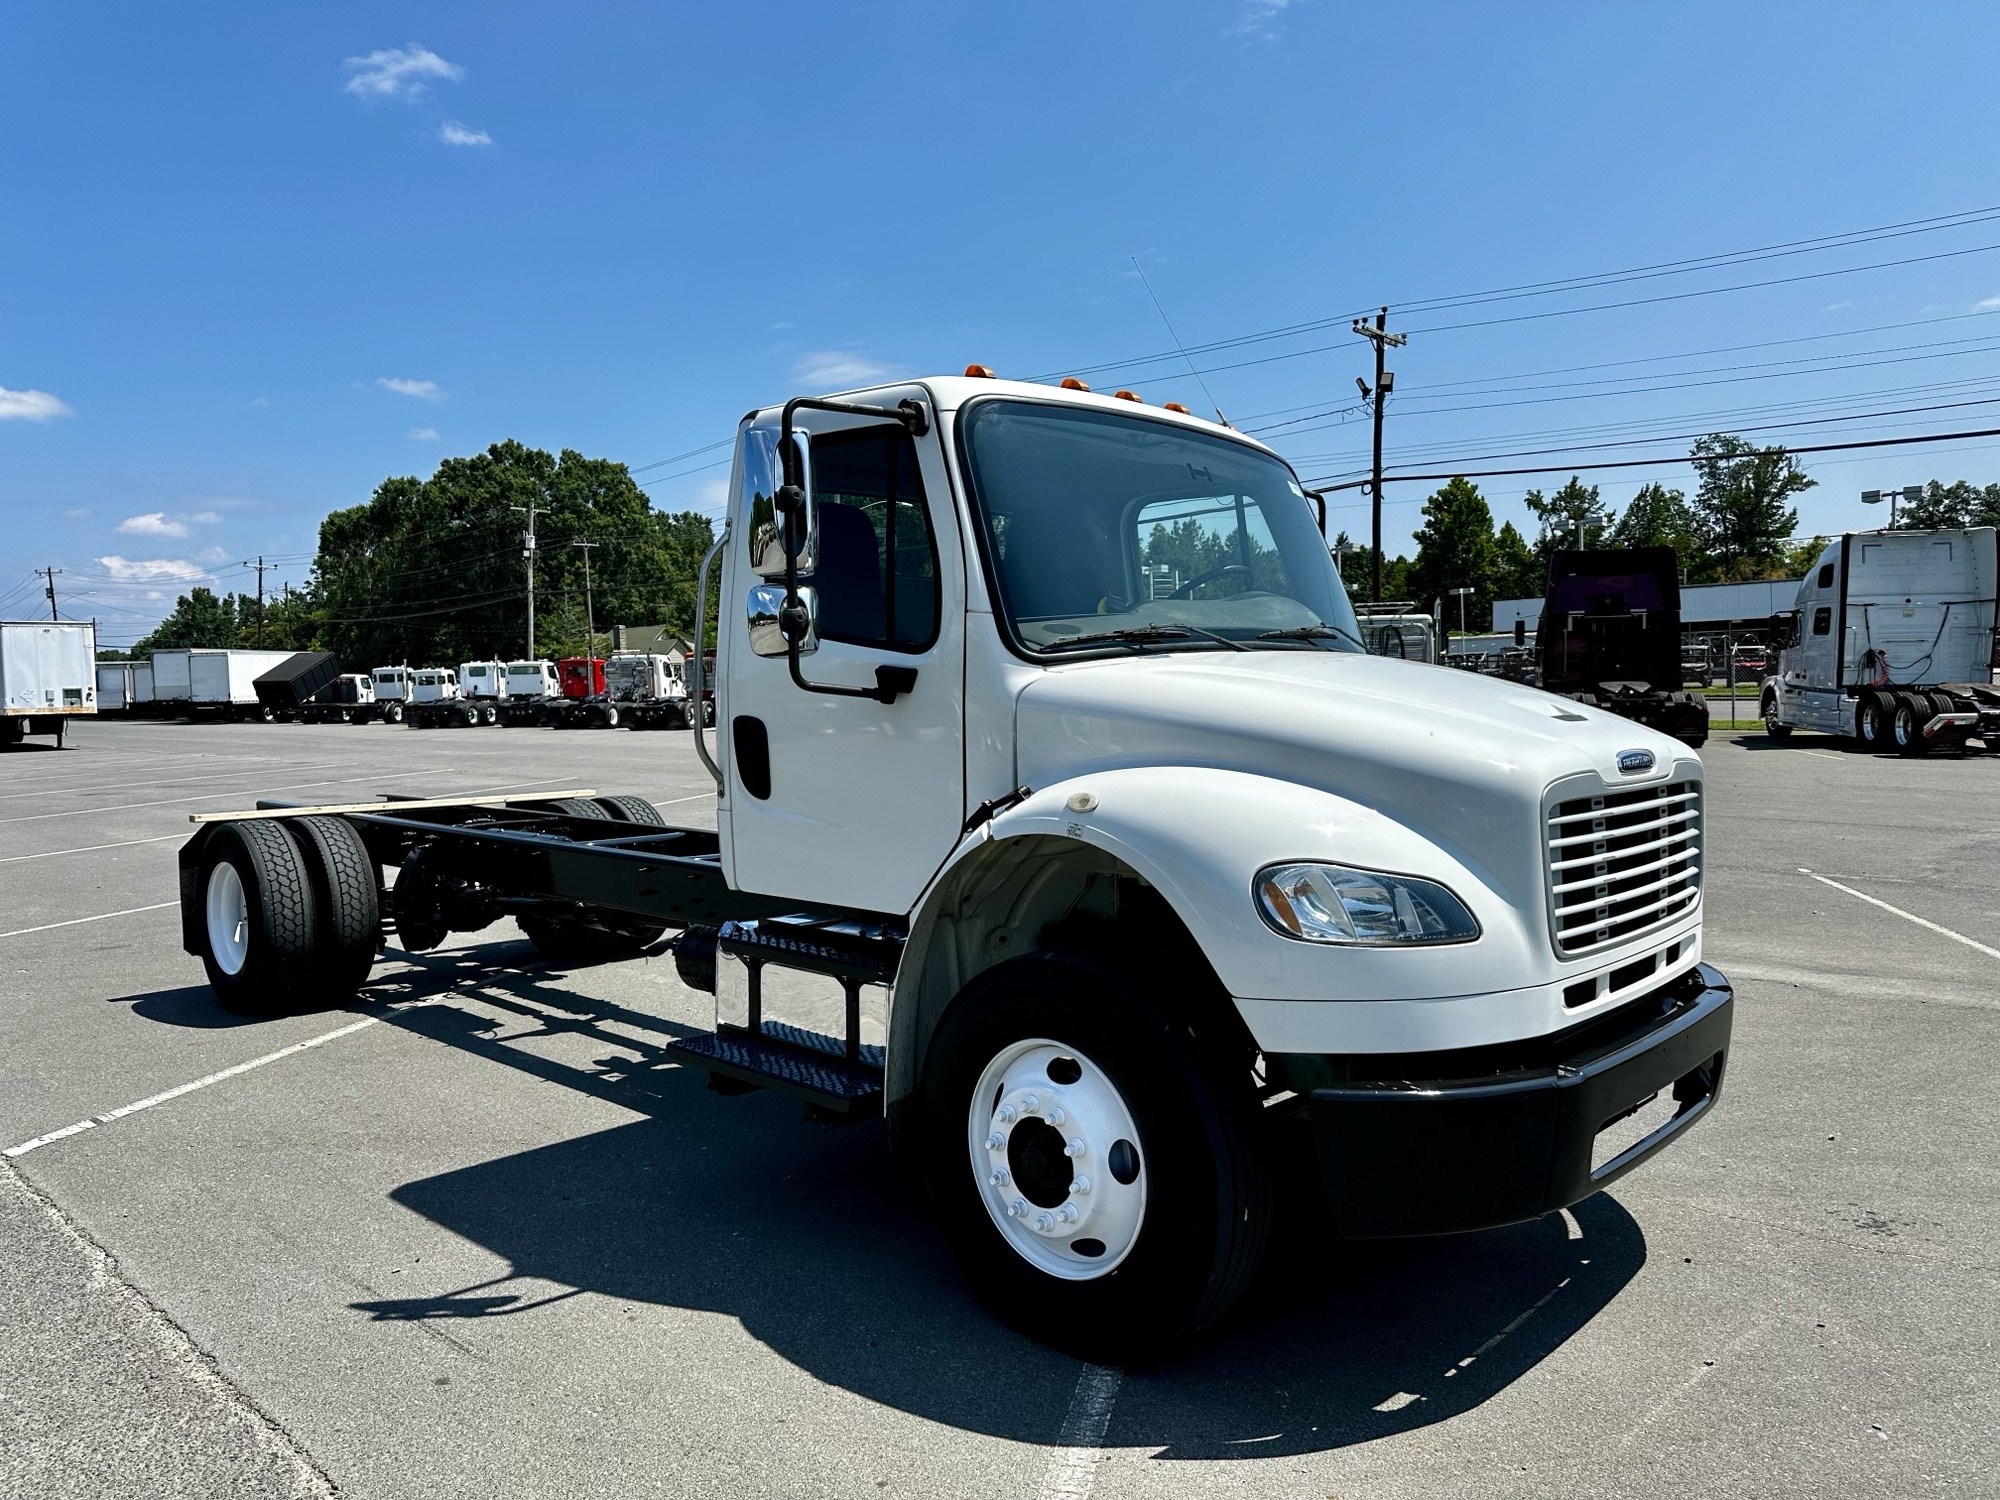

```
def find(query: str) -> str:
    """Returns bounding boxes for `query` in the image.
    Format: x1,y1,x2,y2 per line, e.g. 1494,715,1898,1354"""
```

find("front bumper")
1309,962,1731,1237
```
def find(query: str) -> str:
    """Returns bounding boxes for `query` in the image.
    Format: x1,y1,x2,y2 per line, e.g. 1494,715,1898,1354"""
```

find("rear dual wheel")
1891,691,1934,757
198,817,380,1015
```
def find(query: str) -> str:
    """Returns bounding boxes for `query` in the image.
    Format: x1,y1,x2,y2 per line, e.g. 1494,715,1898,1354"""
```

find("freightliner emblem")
1616,749,1656,774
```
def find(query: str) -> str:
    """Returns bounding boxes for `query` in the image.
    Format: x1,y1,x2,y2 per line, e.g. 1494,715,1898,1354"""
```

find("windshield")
958,400,1363,655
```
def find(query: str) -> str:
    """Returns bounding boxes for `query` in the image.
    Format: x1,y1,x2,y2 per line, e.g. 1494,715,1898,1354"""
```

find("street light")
1331,540,1363,588
1861,486,1923,528
1448,585,1475,639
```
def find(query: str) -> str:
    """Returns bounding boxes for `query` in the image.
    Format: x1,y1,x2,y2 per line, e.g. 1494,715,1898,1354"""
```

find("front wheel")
919,951,1271,1360
1762,697,1793,740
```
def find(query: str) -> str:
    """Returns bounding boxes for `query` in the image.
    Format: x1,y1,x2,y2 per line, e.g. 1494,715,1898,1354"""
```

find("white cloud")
0,387,75,422
376,376,443,400
407,426,441,441
117,512,190,539
197,546,228,564
1976,294,2000,311
790,350,895,389
343,43,461,101
1231,0,1298,39
439,121,492,147
185,510,221,524
95,556,210,582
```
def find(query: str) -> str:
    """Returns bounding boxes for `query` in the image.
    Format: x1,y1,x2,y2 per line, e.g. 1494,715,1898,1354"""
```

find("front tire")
1762,696,1793,740
919,950,1271,1361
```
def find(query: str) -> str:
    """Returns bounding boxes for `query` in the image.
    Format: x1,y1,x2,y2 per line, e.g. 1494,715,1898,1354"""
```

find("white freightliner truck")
405,668,480,729
604,650,696,729
173,374,1732,1355
359,666,412,725
1760,526,2000,754
500,660,560,726
459,660,509,725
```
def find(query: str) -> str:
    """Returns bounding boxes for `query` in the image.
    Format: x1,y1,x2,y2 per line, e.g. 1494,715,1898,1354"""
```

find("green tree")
1894,479,2000,531
1688,434,1813,580
132,587,244,655
1410,477,1499,630
1492,520,1539,603
1608,482,1699,564
1523,477,1614,572
310,441,714,667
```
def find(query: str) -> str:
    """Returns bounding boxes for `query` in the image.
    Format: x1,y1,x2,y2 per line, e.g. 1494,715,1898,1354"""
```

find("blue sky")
6,2,2000,645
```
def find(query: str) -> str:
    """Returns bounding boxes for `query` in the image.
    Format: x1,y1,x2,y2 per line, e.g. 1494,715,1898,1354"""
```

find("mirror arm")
775,394,931,706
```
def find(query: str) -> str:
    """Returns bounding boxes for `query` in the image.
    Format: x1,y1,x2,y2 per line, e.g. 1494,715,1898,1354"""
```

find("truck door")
719,392,966,916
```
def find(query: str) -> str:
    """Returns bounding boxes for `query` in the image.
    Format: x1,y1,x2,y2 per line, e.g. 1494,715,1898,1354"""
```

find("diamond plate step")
666,1024,884,1117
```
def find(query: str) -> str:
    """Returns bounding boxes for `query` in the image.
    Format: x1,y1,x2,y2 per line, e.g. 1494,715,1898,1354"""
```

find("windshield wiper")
1041,624,1249,654
1257,623,1368,652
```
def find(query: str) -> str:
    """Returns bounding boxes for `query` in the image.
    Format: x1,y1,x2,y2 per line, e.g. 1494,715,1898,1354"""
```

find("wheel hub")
969,1040,1145,1278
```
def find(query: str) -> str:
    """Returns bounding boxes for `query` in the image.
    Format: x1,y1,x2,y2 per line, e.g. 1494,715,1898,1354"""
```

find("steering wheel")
1168,563,1248,600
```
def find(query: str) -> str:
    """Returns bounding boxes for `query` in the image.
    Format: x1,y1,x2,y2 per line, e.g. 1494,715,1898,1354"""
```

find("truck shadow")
345,955,1647,1458
121,949,1647,1456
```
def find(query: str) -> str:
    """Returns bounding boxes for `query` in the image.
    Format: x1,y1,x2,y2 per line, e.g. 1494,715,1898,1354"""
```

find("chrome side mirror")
747,431,814,580
748,583,816,658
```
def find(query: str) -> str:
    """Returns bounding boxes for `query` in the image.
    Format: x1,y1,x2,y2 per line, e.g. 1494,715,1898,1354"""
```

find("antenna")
1130,257,1229,427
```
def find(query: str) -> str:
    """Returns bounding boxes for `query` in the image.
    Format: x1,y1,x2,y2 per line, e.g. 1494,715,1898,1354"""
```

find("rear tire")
282,816,380,1003
1892,691,1932,756
197,821,321,1015
385,703,404,724
602,704,621,729
919,950,1272,1361
1858,690,1890,749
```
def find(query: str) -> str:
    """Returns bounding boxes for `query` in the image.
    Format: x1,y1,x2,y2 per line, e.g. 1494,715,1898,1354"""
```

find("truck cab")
409,668,459,704
176,373,1732,1357
1763,527,2000,752
505,660,559,700
459,661,509,700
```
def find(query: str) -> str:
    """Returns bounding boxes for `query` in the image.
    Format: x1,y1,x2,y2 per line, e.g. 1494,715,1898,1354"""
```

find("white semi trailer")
187,649,301,720
1,620,98,748
130,659,156,714
174,372,1732,1357
1760,526,2000,754
96,662,131,714
150,648,193,710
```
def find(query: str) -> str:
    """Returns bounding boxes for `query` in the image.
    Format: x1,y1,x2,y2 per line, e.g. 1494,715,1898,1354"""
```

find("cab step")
666,1021,884,1118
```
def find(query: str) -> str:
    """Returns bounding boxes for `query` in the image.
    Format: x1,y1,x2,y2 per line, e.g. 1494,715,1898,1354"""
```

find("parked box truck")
2,620,98,748
151,648,193,708
130,659,156,713
96,662,131,714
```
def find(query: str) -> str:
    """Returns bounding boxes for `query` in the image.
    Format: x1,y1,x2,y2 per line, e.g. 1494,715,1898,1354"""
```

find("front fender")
970,765,1540,1005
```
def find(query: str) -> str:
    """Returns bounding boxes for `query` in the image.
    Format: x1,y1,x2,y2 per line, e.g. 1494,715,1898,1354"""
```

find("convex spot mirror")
747,583,817,658
745,429,815,580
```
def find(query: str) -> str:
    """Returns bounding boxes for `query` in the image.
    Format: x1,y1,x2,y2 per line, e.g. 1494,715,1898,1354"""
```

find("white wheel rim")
967,1038,1146,1280
205,861,250,976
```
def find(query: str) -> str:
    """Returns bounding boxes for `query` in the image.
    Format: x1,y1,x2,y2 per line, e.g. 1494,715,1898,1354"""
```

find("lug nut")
1006,1199,1028,1218
1047,1107,1066,1125
984,1132,1005,1152
1069,1176,1090,1195
988,1168,1009,1187
997,1104,1017,1124
1020,1093,1040,1114
1063,1138,1087,1158
1057,1204,1080,1224
1034,1211,1056,1232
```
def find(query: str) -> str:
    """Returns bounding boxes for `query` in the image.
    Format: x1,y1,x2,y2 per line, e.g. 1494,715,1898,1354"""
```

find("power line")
1304,423,2000,491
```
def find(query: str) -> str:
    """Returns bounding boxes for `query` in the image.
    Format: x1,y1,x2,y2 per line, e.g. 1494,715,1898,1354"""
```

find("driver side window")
808,426,939,653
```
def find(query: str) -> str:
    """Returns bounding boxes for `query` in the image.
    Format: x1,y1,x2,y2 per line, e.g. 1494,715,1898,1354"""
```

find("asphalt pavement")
1,716,1994,1499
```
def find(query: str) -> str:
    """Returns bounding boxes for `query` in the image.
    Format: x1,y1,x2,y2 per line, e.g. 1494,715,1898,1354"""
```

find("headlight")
1253,862,1480,946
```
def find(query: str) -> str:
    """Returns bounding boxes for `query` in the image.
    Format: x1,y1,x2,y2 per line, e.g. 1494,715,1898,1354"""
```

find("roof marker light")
1060,377,1091,391
965,364,996,378
1163,402,1191,414
1113,390,1143,403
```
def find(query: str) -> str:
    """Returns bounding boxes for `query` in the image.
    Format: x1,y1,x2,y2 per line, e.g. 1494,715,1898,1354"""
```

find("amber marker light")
965,364,996,378
1113,390,1143,403
1060,377,1091,391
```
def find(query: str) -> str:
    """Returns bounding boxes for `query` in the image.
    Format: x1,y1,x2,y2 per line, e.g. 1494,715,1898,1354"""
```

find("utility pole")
511,496,541,658
242,556,268,645
42,566,61,620
1352,307,1407,604
574,540,600,657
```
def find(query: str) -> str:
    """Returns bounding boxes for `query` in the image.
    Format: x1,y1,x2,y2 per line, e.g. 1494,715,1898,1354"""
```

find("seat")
814,502,886,643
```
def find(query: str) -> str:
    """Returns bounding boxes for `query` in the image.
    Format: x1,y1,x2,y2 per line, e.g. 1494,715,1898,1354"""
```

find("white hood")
1015,651,1699,911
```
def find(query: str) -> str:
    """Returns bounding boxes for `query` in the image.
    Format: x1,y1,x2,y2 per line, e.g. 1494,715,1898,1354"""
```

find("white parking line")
0,834,184,864
5,1015,384,1158
1795,749,1845,761
1037,1363,1123,1500
1799,868,2000,961
0,902,177,941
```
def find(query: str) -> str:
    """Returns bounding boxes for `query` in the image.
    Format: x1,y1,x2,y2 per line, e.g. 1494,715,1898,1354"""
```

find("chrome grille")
1546,778,1701,956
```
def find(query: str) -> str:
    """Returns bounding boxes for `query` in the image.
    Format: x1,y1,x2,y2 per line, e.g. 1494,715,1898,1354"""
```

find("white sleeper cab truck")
1761,526,2000,754
1,620,97,748
175,373,1732,1356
